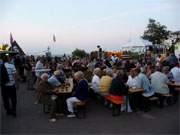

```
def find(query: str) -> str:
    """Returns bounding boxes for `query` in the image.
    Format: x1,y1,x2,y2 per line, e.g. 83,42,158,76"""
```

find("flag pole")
53,34,56,57
10,32,13,51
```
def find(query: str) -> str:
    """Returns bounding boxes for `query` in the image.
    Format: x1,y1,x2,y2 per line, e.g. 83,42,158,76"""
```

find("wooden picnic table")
55,78,74,94
168,82,180,88
128,88,144,93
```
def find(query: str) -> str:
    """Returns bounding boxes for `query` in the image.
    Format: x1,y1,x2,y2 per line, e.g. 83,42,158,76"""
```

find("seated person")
162,66,173,81
91,68,101,93
150,67,170,107
37,73,58,122
48,70,61,87
37,73,54,104
169,63,180,102
66,71,89,118
109,70,129,112
127,68,138,88
56,64,66,83
109,70,128,96
99,69,113,92
170,63,180,83
133,68,155,112
134,68,154,97
150,67,169,94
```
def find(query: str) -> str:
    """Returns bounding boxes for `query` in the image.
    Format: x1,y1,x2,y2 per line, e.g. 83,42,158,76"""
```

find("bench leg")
75,106,86,119
166,97,174,105
112,104,121,116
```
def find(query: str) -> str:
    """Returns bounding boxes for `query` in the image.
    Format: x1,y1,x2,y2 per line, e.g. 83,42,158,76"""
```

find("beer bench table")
126,88,144,112
104,88,144,116
128,88,144,93
56,78,73,94
168,83,180,90
105,95,125,116
53,79,73,115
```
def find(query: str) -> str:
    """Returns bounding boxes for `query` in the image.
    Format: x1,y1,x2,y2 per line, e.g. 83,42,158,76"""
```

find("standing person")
1,56,17,117
24,56,33,90
35,57,45,89
66,71,89,118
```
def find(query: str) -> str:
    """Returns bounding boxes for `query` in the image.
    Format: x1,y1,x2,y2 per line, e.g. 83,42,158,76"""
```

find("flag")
53,34,56,42
9,40,25,55
10,32,14,45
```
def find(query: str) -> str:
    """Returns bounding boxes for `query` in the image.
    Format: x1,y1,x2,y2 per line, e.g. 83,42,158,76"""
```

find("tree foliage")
0,44,9,50
142,18,170,45
72,48,88,58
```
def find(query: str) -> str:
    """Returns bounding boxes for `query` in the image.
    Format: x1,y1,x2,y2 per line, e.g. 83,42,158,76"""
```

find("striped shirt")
4,62,16,86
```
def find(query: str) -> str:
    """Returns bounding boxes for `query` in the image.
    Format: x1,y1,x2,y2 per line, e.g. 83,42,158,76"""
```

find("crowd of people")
0,50,180,122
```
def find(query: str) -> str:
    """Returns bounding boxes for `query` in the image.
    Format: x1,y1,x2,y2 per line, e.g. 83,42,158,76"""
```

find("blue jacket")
74,79,88,101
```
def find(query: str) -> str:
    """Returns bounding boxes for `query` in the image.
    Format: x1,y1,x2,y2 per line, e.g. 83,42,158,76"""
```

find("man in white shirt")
35,58,45,77
170,63,180,102
150,68,169,94
127,69,138,88
150,67,170,107
35,58,45,90
1,56,17,117
170,63,180,83
91,68,101,93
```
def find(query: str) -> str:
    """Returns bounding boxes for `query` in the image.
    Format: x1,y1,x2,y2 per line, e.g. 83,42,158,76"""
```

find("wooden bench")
161,93,173,97
148,96,159,107
160,93,173,105
74,101,87,119
105,96,125,116
96,91,109,105
149,96,159,101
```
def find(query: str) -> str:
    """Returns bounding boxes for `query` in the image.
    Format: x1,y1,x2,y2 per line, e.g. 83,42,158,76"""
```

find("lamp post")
97,45,102,60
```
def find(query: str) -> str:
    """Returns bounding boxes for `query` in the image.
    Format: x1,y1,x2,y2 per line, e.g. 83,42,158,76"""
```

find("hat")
54,70,61,76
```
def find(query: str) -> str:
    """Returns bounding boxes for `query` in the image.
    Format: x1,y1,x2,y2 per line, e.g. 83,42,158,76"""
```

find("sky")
0,0,180,55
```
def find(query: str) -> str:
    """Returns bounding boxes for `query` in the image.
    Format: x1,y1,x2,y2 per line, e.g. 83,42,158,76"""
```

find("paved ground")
1,83,180,134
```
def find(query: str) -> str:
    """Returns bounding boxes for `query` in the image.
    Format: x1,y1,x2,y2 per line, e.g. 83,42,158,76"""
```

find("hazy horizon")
1,0,180,55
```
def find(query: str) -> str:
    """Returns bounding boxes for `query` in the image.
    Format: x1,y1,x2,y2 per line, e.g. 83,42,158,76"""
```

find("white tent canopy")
121,38,152,52
123,38,152,47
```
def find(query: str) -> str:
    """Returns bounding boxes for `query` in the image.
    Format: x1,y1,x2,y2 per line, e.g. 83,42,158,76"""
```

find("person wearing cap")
48,70,61,87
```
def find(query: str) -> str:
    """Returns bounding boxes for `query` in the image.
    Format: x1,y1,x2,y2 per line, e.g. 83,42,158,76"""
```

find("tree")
72,48,88,58
142,18,170,45
0,44,9,50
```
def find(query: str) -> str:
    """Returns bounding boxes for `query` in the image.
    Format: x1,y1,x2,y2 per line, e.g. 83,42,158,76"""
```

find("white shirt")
91,75,100,92
4,62,16,86
35,61,45,77
150,71,169,94
126,75,138,87
48,75,61,87
170,67,180,83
